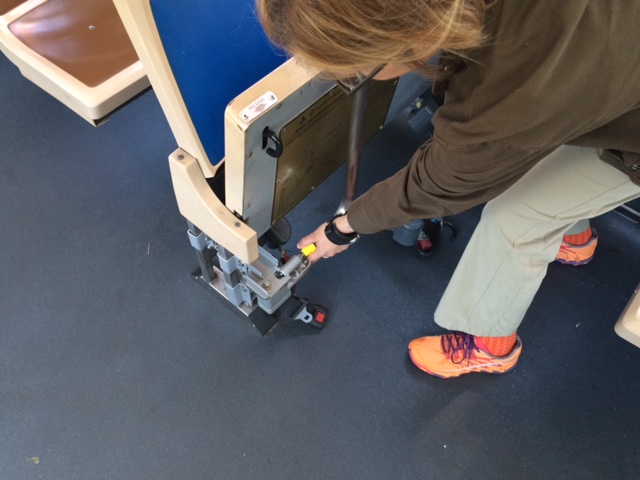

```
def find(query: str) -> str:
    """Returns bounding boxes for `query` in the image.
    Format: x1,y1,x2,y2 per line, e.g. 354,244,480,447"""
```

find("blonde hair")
256,0,494,79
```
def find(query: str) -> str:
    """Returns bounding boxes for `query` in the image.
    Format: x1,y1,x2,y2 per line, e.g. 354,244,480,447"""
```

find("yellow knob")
301,244,317,257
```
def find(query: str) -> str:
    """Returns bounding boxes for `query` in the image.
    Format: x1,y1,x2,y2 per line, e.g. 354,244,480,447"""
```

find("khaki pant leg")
434,146,640,336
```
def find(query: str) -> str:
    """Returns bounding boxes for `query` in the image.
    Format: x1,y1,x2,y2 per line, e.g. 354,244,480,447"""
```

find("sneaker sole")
409,349,518,378
555,257,594,266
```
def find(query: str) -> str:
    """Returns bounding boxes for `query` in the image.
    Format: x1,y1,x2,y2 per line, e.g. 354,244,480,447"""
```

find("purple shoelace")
441,332,478,365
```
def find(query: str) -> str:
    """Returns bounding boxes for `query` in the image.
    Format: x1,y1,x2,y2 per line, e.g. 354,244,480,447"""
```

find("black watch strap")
324,214,360,245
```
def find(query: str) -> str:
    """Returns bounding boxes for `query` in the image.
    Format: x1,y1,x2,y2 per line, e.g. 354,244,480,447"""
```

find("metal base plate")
191,266,279,335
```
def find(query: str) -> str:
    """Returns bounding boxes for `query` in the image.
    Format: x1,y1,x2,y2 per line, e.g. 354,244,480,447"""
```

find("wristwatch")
324,214,360,245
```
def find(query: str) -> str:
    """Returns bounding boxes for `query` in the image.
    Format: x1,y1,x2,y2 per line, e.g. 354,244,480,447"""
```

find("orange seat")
0,0,149,124
0,0,24,16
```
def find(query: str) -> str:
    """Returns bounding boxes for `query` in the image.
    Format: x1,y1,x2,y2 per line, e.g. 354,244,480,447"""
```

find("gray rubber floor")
2,53,640,480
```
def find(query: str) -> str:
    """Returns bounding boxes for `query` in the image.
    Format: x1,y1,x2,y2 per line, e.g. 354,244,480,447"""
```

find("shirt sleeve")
345,0,640,235
347,135,552,235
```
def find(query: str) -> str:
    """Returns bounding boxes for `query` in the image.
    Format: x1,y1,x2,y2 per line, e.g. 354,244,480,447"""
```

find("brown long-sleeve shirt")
347,0,640,234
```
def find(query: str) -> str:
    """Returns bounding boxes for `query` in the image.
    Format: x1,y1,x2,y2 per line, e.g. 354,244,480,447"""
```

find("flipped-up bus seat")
113,0,330,331
113,0,291,265
0,0,149,125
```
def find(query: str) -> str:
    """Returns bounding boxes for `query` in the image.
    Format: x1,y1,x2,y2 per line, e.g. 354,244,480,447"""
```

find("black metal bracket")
262,127,283,158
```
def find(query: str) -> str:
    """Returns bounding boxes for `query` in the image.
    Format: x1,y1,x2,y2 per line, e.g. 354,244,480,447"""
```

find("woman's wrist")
334,214,354,235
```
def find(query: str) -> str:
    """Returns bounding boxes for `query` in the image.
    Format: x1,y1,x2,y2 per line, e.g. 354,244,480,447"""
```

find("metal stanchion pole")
335,81,371,214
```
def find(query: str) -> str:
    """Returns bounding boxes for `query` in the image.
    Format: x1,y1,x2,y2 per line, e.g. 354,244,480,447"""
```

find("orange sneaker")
408,332,522,378
556,229,598,266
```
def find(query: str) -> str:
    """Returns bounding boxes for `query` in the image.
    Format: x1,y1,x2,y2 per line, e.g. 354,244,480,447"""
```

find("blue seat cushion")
151,0,287,165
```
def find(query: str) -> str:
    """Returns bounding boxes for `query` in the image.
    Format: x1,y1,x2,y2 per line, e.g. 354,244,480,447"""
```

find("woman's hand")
296,215,355,262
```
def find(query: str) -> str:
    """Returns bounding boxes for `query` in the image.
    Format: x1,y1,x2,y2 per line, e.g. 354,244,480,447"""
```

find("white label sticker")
239,92,278,123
